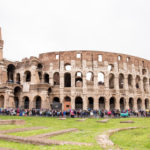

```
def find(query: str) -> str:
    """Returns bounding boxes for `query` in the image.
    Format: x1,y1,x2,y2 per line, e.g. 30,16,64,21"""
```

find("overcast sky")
0,0,150,61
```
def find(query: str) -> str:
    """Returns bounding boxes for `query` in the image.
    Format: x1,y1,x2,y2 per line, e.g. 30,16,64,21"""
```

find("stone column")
94,96,99,110
105,74,109,89
94,73,98,88
71,72,75,87
115,97,120,110
140,78,143,92
125,97,129,110
83,95,88,110
41,93,49,109
60,72,64,88
114,74,119,91
133,98,137,111
29,100,34,109
83,74,87,94
124,75,128,91
71,96,75,110
31,65,39,84
105,98,109,111
141,99,145,110
49,73,53,86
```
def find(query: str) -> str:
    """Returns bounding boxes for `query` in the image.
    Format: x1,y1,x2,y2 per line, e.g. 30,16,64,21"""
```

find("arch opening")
64,73,71,87
24,71,31,82
119,74,124,89
16,73,21,84
64,96,71,111
128,74,133,88
129,98,134,110
120,97,125,111
35,96,41,109
53,72,60,85
137,98,142,111
44,73,49,83
7,64,15,83
75,72,83,87
65,64,71,71
145,99,149,109
75,97,83,110
88,97,93,110
98,72,104,86
110,97,115,110
99,97,105,110
136,76,140,89
0,95,4,108
109,73,115,89
24,96,29,109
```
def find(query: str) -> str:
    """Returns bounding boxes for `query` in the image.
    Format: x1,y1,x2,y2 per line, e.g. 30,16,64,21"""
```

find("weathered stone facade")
0,27,150,111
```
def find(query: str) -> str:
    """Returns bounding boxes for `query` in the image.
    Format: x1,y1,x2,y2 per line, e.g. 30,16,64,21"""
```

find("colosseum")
0,28,150,111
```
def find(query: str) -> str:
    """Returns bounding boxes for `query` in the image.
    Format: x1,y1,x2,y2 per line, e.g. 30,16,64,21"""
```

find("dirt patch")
0,126,46,134
0,120,25,125
120,120,134,123
76,119,86,122
97,127,138,149
0,134,92,146
30,128,78,138
0,148,14,150
58,118,66,120
96,119,109,123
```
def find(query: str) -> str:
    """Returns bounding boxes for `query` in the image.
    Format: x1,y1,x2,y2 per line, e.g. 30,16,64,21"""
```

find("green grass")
111,128,150,150
0,116,149,150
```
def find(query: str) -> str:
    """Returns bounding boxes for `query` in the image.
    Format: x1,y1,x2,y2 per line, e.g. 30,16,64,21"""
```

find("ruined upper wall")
39,50,150,70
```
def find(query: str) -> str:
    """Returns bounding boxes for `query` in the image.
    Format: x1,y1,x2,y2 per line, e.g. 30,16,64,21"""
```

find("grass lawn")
0,116,149,150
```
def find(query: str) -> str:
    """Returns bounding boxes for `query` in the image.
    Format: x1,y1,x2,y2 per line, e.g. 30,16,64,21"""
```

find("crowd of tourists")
0,108,150,118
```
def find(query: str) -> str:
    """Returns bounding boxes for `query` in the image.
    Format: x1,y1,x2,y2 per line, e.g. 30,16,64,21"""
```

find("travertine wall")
0,28,150,111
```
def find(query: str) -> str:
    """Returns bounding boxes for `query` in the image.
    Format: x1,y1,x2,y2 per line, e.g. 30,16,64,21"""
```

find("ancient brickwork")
0,28,150,111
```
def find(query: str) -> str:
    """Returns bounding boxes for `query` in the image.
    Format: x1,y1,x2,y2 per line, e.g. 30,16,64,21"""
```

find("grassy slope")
0,116,149,150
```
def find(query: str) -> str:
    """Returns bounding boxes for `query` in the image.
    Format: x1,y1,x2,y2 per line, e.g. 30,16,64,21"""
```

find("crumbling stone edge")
96,127,139,149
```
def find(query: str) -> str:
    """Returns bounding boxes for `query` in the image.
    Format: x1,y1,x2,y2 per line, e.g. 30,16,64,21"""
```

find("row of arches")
52,96,150,111
14,96,42,109
7,64,150,91
0,95,149,111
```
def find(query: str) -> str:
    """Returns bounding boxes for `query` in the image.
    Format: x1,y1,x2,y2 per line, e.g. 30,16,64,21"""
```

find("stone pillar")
19,97,24,109
132,76,136,93
114,75,119,90
14,72,16,84
133,98,137,111
105,74,109,89
83,95,88,110
83,74,87,94
4,93,9,109
60,73,64,88
124,75,128,91
41,93,49,109
29,100,34,109
146,80,149,93
60,94,64,110
141,99,145,110
49,73,53,86
94,96,99,110
71,96,75,110
125,97,129,110
94,73,98,88
140,78,143,92
71,72,75,87
105,98,109,111
115,97,120,110
31,65,39,84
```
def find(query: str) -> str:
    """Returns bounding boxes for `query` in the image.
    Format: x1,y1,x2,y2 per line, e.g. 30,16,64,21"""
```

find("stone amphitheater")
0,27,150,111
